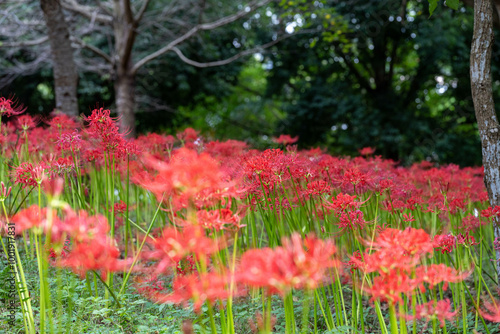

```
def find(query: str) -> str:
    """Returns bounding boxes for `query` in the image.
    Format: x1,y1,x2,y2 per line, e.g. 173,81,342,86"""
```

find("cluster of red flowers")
351,228,470,309
4,96,500,330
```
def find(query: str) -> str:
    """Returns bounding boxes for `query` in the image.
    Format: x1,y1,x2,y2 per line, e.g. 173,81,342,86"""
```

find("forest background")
0,0,496,167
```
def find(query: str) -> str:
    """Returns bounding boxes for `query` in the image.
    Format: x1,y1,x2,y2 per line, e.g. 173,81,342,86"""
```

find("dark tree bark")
40,0,79,117
470,0,500,279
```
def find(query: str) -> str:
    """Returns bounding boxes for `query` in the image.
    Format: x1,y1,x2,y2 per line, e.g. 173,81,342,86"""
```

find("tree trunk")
40,0,79,117
113,0,137,137
115,72,136,137
471,0,500,280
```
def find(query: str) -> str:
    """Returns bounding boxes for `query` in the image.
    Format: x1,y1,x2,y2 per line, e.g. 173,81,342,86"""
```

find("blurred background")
1,0,498,166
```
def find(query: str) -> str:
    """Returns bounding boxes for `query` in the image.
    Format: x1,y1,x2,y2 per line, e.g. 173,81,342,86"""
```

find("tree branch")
70,36,112,63
61,0,113,24
134,0,151,24
170,34,290,68
132,0,271,73
0,36,49,47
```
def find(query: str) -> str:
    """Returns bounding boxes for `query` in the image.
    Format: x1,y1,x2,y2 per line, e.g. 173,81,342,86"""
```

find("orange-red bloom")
237,233,340,295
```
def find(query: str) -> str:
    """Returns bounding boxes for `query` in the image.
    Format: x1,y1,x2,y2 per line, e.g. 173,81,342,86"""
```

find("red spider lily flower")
368,228,434,259
481,206,500,219
11,205,46,233
14,162,48,188
365,270,420,305
461,214,484,232
406,299,457,327
196,208,244,231
480,299,500,322
57,130,82,152
176,127,199,143
0,182,12,201
237,233,340,295
346,250,363,273
61,209,110,243
42,177,64,199
0,96,26,117
456,231,479,247
338,210,366,231
15,115,38,132
112,200,127,214
323,193,362,215
46,113,79,131
402,213,415,222
272,134,299,145
303,180,331,197
415,264,471,291
433,233,456,254
138,148,235,210
84,107,128,158
144,225,222,274
58,236,130,280
145,271,236,313
358,147,376,156
339,168,373,194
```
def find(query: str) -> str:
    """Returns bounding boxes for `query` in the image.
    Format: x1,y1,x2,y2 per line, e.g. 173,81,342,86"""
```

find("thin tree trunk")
115,72,136,137
113,0,137,137
471,0,500,280
40,0,79,117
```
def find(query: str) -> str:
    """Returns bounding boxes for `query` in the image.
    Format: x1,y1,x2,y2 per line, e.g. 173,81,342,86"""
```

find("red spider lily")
14,162,47,188
272,134,298,145
480,299,500,322
45,156,76,176
0,96,26,117
204,139,248,158
144,271,236,313
46,113,80,131
415,264,471,291
365,270,420,305
338,210,366,231
196,208,245,231
112,200,127,214
433,233,456,254
84,107,128,159
456,231,479,247
58,236,130,280
406,299,457,327
358,147,376,156
237,233,340,295
338,168,373,194
176,127,199,143
11,205,46,233
135,133,175,158
42,177,64,198
15,115,38,132
367,228,434,259
0,181,11,201
57,130,82,152
323,193,362,215
144,225,222,274
482,206,500,219
460,214,484,232
346,250,363,273
61,208,109,243
303,180,331,197
137,148,236,210
402,213,415,222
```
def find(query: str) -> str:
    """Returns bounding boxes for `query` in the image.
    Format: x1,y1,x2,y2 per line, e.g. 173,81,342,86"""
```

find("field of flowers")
1,99,500,333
